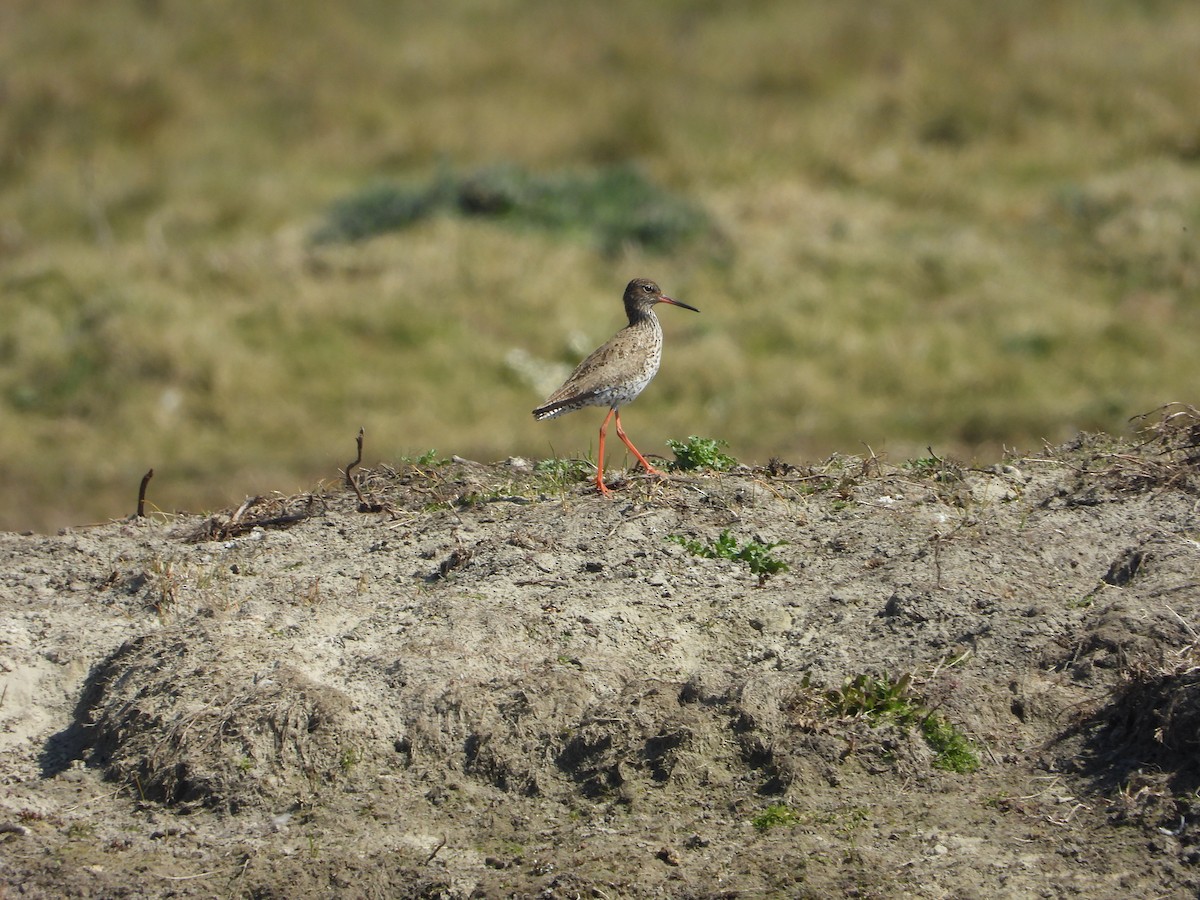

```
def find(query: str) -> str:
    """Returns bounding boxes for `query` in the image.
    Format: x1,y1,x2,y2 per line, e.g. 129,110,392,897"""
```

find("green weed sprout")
752,802,798,833
822,673,980,773
666,436,737,472
669,528,787,584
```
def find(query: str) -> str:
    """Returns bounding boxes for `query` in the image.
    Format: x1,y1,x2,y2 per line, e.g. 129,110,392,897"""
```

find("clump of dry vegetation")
1121,403,1200,493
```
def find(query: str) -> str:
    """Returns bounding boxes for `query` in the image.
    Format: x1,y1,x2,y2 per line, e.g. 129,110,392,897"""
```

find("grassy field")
2,0,1198,532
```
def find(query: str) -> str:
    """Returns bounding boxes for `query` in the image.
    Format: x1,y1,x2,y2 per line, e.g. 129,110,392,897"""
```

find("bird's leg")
596,408,615,495
614,411,666,477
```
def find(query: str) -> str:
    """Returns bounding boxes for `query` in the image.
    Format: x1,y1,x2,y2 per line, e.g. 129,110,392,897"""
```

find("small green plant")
734,537,790,582
824,673,919,722
752,802,798,832
903,451,963,483
668,529,788,584
666,435,737,472
411,449,448,467
669,529,735,559
904,456,940,475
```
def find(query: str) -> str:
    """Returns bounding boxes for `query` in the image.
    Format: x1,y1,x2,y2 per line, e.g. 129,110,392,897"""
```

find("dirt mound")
83,623,372,812
3,424,1200,897
1098,662,1200,789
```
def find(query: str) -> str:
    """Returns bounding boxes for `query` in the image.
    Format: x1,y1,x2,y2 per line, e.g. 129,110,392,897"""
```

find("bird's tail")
532,391,602,420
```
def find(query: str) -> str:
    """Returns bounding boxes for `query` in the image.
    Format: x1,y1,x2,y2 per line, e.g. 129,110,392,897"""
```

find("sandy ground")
2,421,1200,898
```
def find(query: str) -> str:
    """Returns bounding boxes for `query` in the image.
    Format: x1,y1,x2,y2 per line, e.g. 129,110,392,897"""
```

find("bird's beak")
659,296,699,313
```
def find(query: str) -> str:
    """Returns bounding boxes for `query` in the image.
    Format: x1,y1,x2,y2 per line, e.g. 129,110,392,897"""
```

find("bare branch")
344,427,384,512
137,469,154,518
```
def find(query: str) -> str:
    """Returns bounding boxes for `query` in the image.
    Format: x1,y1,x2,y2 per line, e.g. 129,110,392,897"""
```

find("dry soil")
3,422,1200,898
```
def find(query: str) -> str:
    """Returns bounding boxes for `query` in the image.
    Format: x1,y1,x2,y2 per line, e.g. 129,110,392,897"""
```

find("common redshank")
532,277,699,495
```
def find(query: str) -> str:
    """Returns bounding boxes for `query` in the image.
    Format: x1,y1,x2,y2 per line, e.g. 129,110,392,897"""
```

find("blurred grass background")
1,0,1198,532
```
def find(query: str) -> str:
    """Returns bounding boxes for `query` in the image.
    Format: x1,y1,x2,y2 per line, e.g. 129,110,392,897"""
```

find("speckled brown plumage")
532,278,698,495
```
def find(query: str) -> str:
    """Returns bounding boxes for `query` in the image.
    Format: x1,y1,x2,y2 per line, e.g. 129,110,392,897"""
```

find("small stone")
656,846,681,866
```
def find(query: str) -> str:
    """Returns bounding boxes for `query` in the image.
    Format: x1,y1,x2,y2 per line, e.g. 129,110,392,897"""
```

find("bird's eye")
642,283,654,293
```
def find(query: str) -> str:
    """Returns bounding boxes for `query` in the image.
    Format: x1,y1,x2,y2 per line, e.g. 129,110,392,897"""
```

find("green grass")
533,456,593,493
3,1,1200,530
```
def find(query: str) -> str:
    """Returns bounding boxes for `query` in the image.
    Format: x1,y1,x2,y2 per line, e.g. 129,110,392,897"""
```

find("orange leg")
614,410,665,477
595,408,615,495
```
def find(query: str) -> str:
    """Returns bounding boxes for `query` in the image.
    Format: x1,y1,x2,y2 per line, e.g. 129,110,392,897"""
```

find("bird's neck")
626,306,660,329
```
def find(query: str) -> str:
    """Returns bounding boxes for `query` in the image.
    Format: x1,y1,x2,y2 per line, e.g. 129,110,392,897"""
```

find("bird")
532,277,699,495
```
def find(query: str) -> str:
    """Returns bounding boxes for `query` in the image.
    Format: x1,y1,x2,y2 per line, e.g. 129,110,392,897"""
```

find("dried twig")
345,428,365,493
930,532,944,589
230,496,255,526
425,833,447,863
136,468,154,518
159,870,219,882
860,442,883,477
63,785,127,812
181,495,323,542
344,427,384,512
